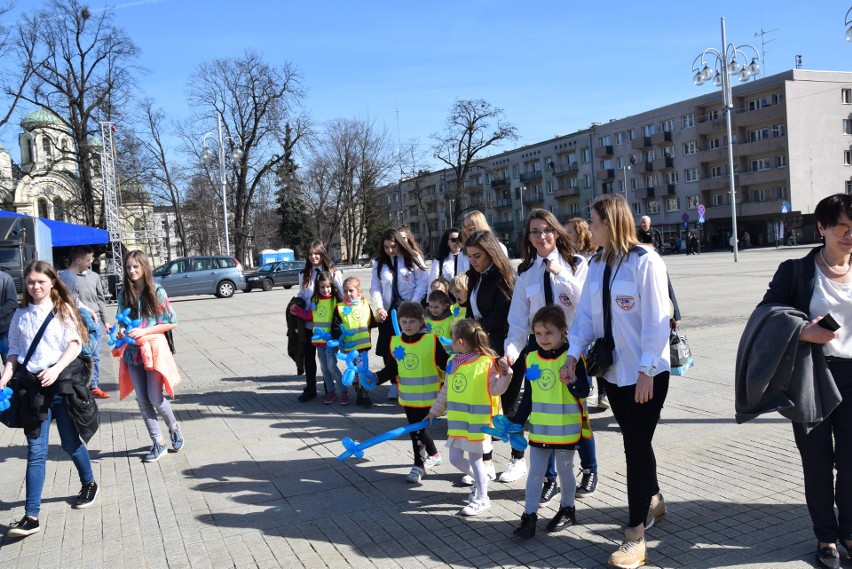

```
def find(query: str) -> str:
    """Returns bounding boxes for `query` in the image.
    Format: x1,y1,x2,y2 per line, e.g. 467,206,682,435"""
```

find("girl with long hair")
462,210,509,259
565,217,596,259
2,261,98,538
430,227,469,283
561,194,671,569
296,240,344,402
116,250,182,463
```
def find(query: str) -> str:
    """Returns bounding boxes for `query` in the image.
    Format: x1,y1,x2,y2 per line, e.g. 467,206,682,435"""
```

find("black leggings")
303,339,317,391
606,372,669,528
405,406,438,468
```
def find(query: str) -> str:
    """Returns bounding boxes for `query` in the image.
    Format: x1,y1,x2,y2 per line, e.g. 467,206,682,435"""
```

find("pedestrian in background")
0,269,17,364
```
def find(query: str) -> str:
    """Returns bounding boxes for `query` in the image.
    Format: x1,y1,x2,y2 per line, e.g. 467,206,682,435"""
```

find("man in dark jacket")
637,216,663,253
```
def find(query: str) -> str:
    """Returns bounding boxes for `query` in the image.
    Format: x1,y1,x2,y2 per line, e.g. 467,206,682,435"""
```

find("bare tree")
432,99,517,225
13,0,141,227
187,50,307,263
0,1,35,130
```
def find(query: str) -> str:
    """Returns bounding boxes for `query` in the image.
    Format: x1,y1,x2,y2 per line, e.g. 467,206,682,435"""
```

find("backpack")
78,306,100,357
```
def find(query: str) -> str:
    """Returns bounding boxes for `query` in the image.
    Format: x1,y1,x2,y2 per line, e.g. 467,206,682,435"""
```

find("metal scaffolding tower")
100,121,124,280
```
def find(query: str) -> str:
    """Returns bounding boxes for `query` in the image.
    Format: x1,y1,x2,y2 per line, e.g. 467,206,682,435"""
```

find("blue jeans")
318,345,345,394
127,360,178,444
0,331,8,364
26,395,94,518
546,435,598,480
89,326,102,388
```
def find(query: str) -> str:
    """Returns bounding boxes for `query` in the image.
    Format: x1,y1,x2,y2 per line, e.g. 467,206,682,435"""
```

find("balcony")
667,183,677,195
519,170,542,182
738,136,786,156
732,103,784,127
554,163,579,176
652,156,675,170
594,145,613,158
554,187,578,198
650,130,673,146
697,145,729,163
493,220,514,232
631,136,652,150
491,177,509,188
698,176,729,192
495,198,512,209
596,168,615,180
523,193,543,205
639,187,656,199
737,167,788,187
643,161,654,172
697,117,725,135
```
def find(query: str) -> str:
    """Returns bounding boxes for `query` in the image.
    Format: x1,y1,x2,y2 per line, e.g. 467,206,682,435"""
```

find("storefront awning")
0,210,109,247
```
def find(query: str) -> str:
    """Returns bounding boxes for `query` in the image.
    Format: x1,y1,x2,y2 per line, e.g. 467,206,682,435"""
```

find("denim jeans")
0,331,8,364
89,326,102,388
25,395,94,518
127,360,178,445
317,345,345,394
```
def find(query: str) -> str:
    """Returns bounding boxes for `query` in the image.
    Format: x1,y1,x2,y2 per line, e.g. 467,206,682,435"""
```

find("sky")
3,0,852,168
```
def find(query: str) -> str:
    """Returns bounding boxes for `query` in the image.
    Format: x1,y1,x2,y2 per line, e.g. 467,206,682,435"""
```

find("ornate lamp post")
692,17,759,262
201,114,243,257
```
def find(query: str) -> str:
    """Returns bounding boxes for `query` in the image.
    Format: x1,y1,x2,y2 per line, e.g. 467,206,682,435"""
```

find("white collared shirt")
567,249,670,386
297,266,345,302
370,254,429,311
429,251,470,283
505,251,588,362
8,300,82,373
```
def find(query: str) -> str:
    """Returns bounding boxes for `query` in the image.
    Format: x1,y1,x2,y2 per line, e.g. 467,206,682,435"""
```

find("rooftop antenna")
795,54,803,69
754,28,778,77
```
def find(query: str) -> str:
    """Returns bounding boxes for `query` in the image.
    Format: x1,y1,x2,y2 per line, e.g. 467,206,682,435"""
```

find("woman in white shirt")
430,227,469,286
1,261,99,538
462,210,510,259
561,194,670,569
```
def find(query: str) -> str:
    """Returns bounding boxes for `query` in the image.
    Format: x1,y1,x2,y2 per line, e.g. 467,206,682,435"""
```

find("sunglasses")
827,223,852,238
449,237,461,243
464,225,475,231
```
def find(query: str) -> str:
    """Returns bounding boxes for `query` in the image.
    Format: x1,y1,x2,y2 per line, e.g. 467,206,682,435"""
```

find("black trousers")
405,406,438,468
792,358,852,544
302,339,317,392
606,371,669,528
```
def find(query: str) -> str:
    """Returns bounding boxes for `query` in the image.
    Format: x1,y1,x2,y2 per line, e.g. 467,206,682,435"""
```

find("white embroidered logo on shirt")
615,295,635,311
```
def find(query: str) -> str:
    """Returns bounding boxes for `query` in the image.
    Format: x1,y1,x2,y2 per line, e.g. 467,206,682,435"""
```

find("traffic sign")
698,214,705,224
781,201,790,214
683,221,689,229
697,204,706,216
681,213,689,223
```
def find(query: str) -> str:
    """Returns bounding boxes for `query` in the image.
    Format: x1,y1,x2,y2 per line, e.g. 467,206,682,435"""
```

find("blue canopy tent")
0,210,108,246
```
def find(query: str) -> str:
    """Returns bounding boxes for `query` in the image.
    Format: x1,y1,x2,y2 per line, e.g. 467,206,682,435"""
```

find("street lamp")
846,7,852,41
692,17,759,262
201,114,243,257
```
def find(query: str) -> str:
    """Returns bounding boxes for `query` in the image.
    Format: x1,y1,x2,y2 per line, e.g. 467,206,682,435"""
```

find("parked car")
243,261,301,292
153,255,245,298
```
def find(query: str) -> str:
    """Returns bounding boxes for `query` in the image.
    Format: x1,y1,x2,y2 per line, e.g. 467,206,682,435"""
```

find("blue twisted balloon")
481,414,528,451
0,386,12,412
338,418,438,461
108,308,144,349
336,349,378,390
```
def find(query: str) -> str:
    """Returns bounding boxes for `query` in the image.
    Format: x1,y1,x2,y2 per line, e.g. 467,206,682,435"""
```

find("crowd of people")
0,192,849,569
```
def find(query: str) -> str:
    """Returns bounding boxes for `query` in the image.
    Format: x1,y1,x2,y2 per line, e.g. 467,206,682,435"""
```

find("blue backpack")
78,307,100,357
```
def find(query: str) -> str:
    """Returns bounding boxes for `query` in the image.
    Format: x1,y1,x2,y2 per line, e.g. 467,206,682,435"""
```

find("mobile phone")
818,313,841,332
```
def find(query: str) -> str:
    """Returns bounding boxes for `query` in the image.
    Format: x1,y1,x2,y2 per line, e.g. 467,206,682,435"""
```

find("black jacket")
17,356,99,443
462,266,512,356
286,296,307,366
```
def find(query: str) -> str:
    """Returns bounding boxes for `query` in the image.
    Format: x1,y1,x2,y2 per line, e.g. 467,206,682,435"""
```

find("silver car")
153,255,246,298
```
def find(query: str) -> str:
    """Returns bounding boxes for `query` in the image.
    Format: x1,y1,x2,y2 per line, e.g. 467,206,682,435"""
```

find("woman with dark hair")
430,227,469,284
397,224,426,259
561,194,671,569
565,217,596,259
296,240,344,402
370,228,429,397
741,193,852,568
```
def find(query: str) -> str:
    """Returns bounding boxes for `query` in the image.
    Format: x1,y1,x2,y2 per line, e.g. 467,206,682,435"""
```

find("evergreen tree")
275,124,311,257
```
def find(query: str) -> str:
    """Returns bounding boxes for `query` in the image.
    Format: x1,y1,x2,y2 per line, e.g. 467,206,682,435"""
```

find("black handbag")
165,330,176,354
0,312,54,428
585,262,614,377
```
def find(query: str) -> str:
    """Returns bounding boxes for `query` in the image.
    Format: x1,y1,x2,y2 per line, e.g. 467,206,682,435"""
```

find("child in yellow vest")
425,290,454,339
290,272,345,404
425,319,513,517
376,301,449,482
332,277,378,408
510,306,591,538
449,274,470,322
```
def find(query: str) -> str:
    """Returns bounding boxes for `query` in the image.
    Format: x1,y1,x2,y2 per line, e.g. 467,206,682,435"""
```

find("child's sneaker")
460,497,491,516
323,392,336,405
406,466,425,483
340,391,351,406
423,453,443,469
144,441,168,463
169,425,185,452
361,396,373,408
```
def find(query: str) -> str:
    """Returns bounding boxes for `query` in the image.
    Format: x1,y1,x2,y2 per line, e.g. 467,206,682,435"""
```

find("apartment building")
387,69,852,256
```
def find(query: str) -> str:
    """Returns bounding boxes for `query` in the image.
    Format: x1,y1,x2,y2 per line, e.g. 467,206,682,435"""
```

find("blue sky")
4,0,852,167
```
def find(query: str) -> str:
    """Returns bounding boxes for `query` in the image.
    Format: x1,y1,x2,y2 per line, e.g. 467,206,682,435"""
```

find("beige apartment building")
390,69,852,257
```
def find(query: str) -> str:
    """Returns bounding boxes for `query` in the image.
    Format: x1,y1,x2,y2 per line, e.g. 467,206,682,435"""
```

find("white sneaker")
498,458,528,482
406,465,425,483
423,453,443,470
467,487,476,503
459,474,474,486
486,462,497,481
387,384,398,399
460,497,491,516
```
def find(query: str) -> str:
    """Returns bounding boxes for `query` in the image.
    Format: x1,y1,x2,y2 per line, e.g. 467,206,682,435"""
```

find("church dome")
21,108,63,128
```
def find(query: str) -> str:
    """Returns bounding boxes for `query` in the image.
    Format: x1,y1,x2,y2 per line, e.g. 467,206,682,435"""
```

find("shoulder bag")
0,312,54,428
585,262,614,377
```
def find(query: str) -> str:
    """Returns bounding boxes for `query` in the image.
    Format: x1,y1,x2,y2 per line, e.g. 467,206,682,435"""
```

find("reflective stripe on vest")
446,355,498,441
338,302,371,351
391,335,441,408
526,351,591,444
312,297,335,344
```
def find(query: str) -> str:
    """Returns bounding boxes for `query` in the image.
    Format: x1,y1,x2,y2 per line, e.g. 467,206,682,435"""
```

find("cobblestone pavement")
0,246,840,568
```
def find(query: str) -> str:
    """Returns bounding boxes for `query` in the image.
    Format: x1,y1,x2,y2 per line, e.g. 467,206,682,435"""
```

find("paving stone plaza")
0,246,840,568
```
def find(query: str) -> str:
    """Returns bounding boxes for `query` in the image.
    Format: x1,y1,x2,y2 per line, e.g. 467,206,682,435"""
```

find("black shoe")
842,540,852,559
7,516,40,538
513,512,537,538
75,481,99,509
817,545,841,569
539,480,559,507
361,397,373,409
576,469,598,498
297,388,317,402
546,506,576,532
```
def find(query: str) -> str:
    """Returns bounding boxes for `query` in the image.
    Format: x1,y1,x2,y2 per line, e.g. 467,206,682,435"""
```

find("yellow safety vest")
446,354,499,442
312,297,335,345
391,335,441,408
525,351,591,445
337,301,371,352
451,303,468,324
426,313,453,339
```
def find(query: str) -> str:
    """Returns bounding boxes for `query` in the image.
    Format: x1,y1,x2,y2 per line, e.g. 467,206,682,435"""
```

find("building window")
647,201,660,214
844,120,852,135
661,119,674,132
632,202,641,216
687,195,700,209
582,148,591,163
52,198,64,222
584,174,591,187
665,171,679,184
845,150,852,165
683,141,697,155
772,93,784,105
712,194,726,206
41,137,51,159
776,155,787,168
665,197,679,212
512,164,519,178
599,135,611,146
546,181,553,194
628,129,636,141
707,109,720,121
602,182,614,193
751,158,772,172
682,114,695,128
847,180,852,194
616,132,624,145
685,168,699,182
711,166,724,178
843,89,852,104
772,124,786,138
37,198,49,218
708,138,721,149
751,188,769,202
748,128,769,142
